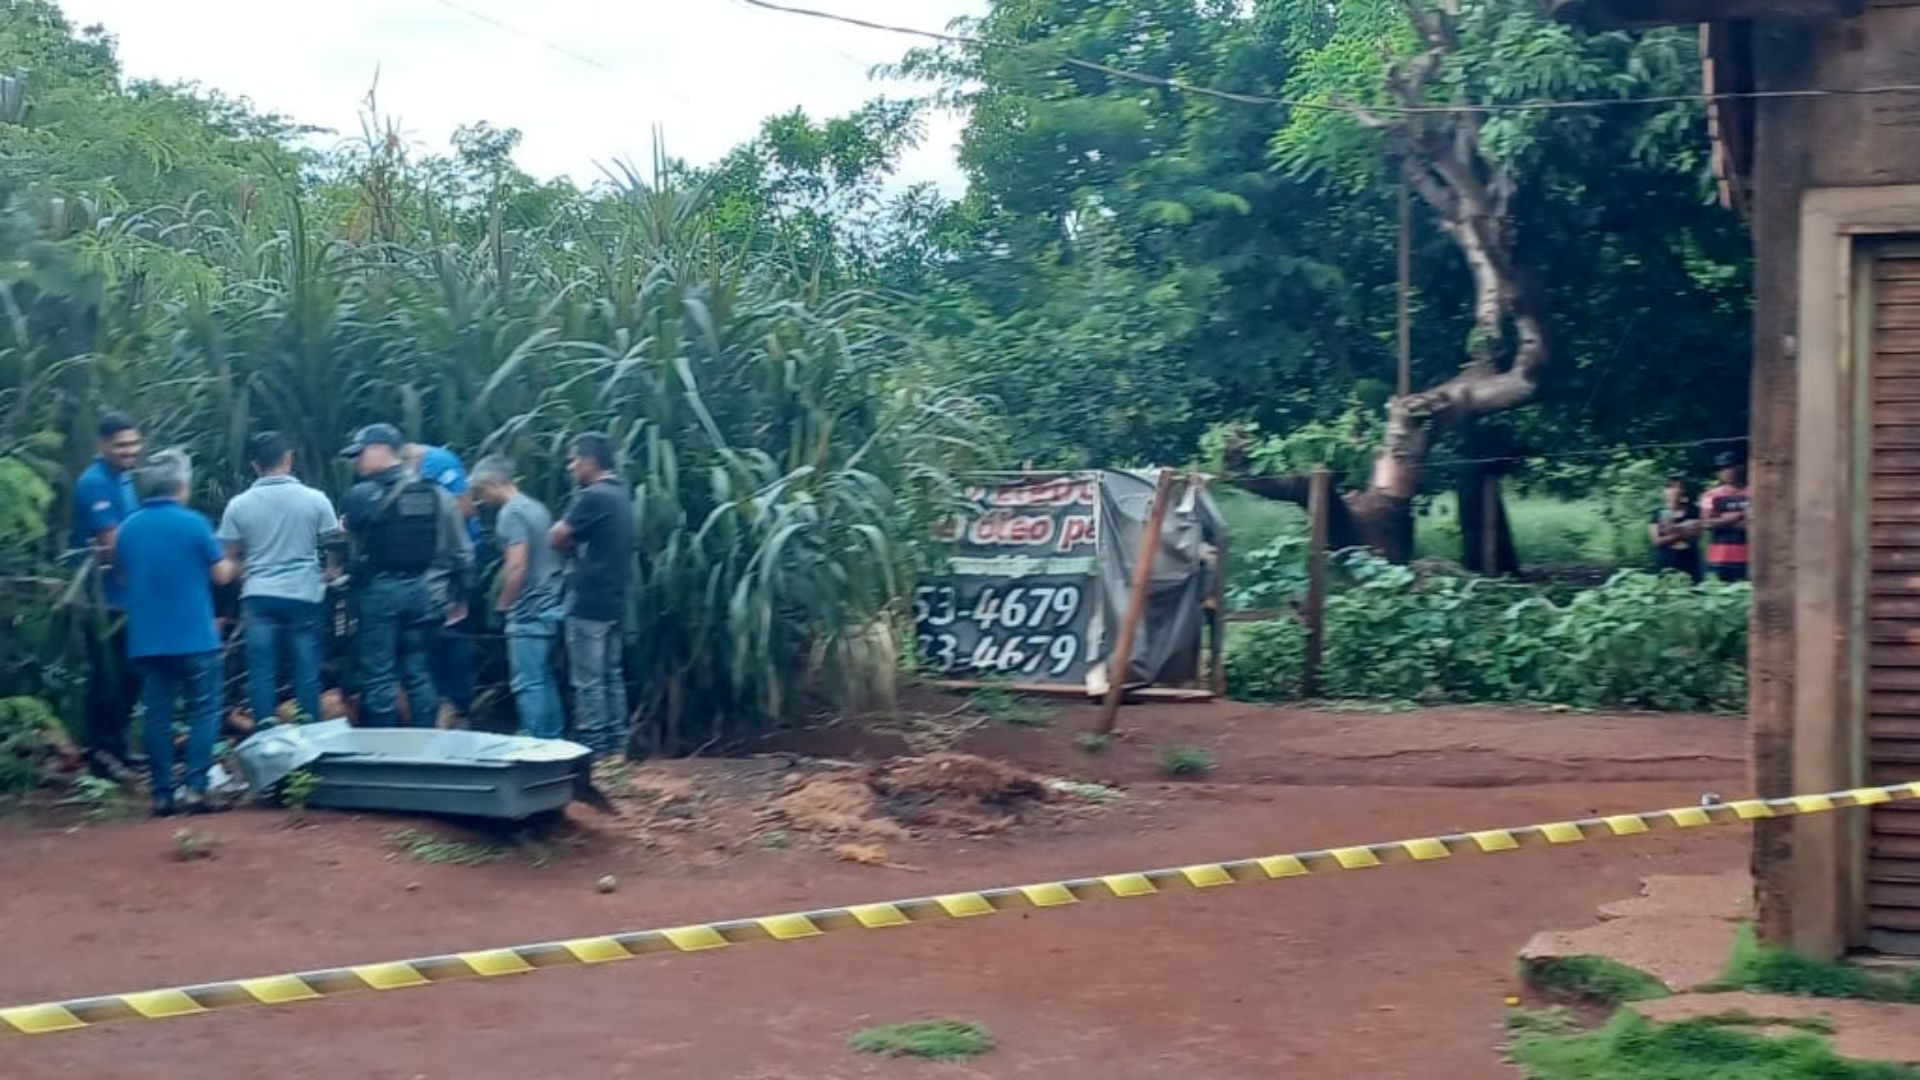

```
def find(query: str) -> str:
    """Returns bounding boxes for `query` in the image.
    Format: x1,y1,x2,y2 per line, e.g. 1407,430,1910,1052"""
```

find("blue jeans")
242,595,324,726
565,616,628,756
428,609,474,717
136,651,221,799
506,609,565,740
357,576,439,728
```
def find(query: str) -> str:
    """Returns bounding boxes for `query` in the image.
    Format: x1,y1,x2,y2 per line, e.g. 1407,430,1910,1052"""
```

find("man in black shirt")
548,432,634,757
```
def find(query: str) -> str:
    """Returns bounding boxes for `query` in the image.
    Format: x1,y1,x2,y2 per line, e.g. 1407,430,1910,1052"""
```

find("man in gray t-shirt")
218,432,339,726
472,455,565,739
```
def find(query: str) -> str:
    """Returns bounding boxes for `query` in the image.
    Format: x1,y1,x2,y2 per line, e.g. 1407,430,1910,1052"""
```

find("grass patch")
1417,492,1632,565
1160,745,1216,777
1716,923,1920,1003
1214,488,1307,556
1074,732,1109,753
1525,955,1670,1005
969,684,1052,728
851,1020,995,1061
1506,1007,1581,1038
388,828,504,867
1698,1011,1838,1037
1510,1010,1920,1079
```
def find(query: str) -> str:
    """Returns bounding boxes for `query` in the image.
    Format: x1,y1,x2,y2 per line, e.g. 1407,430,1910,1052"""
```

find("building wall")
1752,9,1920,955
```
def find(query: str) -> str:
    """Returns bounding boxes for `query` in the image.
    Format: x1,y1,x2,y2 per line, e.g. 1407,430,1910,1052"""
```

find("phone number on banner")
914,583,1088,677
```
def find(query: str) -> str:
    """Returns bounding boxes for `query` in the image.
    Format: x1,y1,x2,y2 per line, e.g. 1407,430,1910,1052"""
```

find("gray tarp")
1093,469,1228,689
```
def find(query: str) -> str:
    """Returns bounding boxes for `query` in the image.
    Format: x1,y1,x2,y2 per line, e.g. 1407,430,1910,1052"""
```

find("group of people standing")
1649,451,1752,584
70,413,635,816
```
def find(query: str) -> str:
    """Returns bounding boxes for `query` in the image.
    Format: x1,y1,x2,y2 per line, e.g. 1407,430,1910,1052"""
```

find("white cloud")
55,0,982,193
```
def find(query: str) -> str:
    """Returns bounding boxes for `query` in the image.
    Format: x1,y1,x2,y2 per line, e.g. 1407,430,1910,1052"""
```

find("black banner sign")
915,475,1100,683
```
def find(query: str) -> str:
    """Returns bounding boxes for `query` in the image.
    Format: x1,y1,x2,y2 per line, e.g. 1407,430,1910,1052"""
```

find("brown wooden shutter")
1867,248,1920,950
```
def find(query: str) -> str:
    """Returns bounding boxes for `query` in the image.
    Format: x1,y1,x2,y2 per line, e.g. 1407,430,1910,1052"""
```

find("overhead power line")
741,0,1920,117
429,0,696,104
430,0,621,74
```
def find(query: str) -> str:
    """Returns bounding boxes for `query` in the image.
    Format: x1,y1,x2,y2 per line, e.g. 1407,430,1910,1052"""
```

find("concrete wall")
1752,9,1920,955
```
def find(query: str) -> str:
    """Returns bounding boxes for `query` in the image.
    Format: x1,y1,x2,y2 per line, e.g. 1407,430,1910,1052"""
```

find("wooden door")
1865,244,1920,951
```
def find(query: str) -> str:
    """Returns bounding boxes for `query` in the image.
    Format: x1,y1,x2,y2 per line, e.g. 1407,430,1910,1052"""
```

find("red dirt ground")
0,701,1747,1079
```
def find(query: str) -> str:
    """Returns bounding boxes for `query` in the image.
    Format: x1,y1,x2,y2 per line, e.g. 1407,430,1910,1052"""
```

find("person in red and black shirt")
1699,452,1751,583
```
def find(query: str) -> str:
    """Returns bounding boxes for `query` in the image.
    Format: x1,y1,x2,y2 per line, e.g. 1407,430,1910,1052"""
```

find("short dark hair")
98,411,138,441
569,432,616,471
248,431,291,470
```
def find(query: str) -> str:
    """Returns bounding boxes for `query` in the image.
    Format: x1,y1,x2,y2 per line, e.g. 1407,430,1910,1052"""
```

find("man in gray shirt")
472,455,565,738
218,432,339,726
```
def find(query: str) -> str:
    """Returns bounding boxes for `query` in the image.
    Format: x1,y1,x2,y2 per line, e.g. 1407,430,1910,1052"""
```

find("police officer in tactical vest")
339,424,474,728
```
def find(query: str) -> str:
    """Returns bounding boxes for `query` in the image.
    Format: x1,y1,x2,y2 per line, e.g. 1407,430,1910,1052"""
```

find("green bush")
1224,551,1747,711
1226,533,1310,612
1224,619,1307,701
0,695,63,795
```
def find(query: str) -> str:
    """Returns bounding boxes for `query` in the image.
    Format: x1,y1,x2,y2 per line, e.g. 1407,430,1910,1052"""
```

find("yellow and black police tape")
5,778,1914,1038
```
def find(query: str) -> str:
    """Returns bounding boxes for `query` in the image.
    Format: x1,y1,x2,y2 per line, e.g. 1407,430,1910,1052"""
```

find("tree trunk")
1228,1,1549,569
1455,465,1518,575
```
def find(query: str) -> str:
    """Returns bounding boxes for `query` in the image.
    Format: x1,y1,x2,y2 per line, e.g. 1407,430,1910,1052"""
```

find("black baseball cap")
339,423,404,457
1713,450,1741,469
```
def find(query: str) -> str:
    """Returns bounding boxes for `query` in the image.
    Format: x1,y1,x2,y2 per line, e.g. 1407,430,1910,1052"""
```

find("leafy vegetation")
280,769,319,813
1509,1010,1920,1080
1223,619,1307,702
970,683,1052,728
850,1020,996,1061
387,828,504,867
1228,554,1747,711
0,695,63,795
1524,955,1670,1005
0,0,1758,755
1715,924,1920,1004
1160,745,1216,777
58,774,130,822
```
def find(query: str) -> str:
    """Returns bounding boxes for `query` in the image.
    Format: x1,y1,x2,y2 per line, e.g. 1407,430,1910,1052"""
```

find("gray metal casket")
234,719,591,820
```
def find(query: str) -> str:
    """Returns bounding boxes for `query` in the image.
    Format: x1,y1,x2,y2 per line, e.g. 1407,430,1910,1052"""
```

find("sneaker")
152,792,178,818
179,789,227,816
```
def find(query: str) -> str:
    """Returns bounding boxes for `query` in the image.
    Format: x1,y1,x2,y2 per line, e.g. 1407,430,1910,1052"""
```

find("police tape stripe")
5,779,1914,1037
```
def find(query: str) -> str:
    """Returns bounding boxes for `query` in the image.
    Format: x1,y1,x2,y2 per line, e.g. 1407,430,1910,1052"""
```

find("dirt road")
0,703,1747,1078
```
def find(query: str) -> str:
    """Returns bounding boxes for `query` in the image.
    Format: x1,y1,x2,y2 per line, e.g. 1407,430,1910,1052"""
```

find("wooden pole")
1208,539,1229,697
1096,469,1178,735
1397,178,1412,399
1302,467,1331,697
1481,471,1501,578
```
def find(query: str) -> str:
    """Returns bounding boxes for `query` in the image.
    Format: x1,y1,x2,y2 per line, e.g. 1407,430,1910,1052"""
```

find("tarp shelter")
914,470,1227,695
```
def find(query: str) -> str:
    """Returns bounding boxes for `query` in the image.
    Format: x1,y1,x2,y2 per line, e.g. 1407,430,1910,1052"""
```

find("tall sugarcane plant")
3,145,992,751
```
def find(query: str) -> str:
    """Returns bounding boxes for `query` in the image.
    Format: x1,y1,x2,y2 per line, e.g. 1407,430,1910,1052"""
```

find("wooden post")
1208,539,1229,697
1481,471,1501,578
1397,178,1413,399
1302,467,1331,696
1096,469,1178,735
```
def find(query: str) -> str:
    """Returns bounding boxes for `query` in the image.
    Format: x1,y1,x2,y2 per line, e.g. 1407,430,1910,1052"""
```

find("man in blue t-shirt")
404,443,479,726
114,450,238,816
68,411,145,779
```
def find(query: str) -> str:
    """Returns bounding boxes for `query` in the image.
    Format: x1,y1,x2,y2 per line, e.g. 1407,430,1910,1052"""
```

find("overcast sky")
56,0,983,192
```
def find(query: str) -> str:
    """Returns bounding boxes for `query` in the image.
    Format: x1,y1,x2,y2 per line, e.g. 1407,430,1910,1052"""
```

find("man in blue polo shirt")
69,411,144,779
115,450,238,816
404,442,480,726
